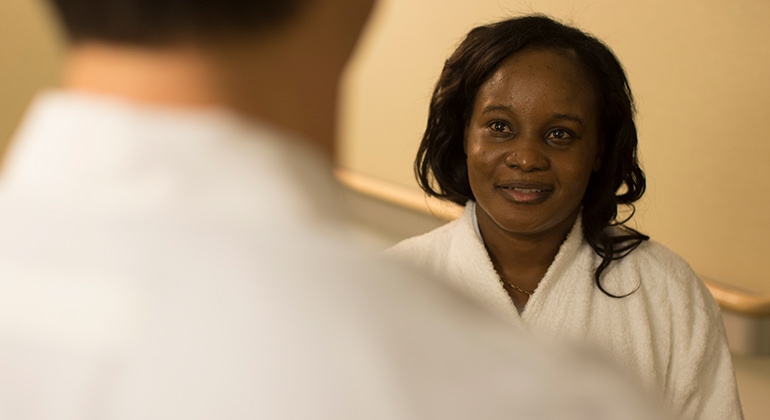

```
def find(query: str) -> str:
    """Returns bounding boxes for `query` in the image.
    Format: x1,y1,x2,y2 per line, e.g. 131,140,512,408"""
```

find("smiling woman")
412,16,648,306
386,15,743,420
466,49,603,300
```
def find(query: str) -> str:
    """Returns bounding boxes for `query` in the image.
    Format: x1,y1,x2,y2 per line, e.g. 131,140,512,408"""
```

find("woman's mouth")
497,184,552,204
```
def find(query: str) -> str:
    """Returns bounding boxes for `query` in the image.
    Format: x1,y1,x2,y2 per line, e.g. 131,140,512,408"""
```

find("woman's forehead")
472,49,598,117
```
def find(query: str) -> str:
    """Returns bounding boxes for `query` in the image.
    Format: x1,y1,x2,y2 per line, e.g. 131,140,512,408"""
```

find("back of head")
45,0,375,153
48,0,307,44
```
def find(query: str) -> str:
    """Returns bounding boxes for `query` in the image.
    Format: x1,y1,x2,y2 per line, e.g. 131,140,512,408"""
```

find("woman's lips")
497,183,553,204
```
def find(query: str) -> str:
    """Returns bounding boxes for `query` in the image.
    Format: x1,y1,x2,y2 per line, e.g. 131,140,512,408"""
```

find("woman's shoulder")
631,239,696,278
614,237,720,314
601,223,696,280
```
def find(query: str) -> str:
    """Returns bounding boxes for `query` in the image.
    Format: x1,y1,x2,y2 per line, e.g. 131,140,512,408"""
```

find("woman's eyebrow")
481,106,585,126
551,113,584,126
481,106,584,124
481,104,513,115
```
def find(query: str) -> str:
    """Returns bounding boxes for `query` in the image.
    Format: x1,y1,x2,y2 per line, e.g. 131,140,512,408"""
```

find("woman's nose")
504,139,549,172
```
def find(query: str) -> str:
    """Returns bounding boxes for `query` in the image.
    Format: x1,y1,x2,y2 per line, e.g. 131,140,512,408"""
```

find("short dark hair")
415,15,648,296
47,0,308,44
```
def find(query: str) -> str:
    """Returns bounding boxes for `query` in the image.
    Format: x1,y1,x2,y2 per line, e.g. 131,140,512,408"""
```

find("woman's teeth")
504,187,544,193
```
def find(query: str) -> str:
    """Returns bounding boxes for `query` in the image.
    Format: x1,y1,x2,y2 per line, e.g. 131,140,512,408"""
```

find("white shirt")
0,92,664,419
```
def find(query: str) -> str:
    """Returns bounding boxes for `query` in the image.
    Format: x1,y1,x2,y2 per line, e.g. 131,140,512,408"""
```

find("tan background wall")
1,0,769,294
340,0,770,294
0,0,62,146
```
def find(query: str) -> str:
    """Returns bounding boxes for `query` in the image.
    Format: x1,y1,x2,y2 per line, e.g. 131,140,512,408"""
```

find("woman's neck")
475,204,577,309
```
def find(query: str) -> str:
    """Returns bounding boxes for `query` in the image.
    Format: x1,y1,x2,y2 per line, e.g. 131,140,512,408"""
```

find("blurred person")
387,15,743,420
0,2,666,419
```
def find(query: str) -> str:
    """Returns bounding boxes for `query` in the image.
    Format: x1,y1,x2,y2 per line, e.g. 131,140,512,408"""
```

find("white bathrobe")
387,202,744,420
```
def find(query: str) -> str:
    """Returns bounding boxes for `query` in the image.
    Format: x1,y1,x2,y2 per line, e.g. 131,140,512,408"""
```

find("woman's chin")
485,207,580,240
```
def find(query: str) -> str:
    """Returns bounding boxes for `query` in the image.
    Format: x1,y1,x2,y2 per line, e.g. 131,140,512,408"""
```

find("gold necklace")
499,277,535,296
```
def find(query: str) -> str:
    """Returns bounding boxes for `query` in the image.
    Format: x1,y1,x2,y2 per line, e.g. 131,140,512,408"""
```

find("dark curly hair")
415,15,648,296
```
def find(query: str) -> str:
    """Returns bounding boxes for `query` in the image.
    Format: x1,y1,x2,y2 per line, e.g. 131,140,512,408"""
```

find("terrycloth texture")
387,201,744,420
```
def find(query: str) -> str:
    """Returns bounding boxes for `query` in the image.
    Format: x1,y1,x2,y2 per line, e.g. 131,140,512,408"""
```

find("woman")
387,15,743,420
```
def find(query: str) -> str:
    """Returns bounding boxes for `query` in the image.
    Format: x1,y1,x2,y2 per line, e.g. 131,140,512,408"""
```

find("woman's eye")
546,128,574,142
550,128,567,138
489,121,509,133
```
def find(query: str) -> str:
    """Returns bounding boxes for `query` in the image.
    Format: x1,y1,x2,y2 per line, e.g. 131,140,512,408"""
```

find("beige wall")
340,0,770,293
2,0,769,294
0,0,63,148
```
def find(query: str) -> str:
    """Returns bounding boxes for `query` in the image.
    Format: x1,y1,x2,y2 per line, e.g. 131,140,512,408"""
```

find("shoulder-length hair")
415,15,648,296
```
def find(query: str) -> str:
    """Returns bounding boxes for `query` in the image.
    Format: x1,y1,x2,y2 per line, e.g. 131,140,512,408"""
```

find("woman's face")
465,48,601,240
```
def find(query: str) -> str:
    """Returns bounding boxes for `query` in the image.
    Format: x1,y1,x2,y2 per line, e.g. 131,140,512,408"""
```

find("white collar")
471,201,484,242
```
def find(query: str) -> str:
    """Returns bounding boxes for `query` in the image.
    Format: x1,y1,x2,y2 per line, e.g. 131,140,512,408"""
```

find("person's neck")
62,40,338,158
63,42,225,108
477,207,578,294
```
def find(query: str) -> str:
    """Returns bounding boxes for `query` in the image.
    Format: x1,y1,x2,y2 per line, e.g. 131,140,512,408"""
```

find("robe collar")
447,201,586,324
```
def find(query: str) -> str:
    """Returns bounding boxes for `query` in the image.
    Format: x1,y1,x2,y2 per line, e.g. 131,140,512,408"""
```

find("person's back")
0,92,663,419
0,1,666,418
